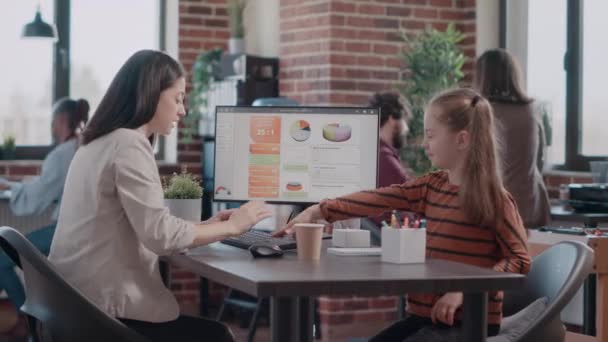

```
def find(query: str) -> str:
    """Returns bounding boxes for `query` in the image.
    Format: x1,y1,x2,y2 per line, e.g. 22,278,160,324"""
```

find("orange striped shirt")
319,171,531,325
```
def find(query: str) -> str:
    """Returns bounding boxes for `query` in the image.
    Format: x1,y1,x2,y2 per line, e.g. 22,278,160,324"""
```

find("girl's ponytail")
430,89,505,228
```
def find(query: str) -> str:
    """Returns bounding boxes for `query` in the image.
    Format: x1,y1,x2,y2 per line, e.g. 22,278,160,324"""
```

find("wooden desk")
167,242,524,342
528,230,608,342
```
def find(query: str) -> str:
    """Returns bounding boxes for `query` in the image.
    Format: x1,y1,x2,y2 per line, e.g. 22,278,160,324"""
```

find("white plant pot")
164,198,202,222
228,38,245,54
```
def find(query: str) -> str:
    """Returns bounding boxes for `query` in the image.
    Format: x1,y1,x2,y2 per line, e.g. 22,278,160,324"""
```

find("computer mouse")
249,244,284,258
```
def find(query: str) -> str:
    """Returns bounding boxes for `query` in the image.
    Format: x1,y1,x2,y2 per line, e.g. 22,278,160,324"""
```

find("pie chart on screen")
322,123,351,142
289,120,311,142
286,182,303,191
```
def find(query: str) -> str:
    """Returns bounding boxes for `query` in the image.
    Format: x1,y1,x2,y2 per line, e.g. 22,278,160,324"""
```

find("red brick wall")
177,0,230,171
179,0,229,92
279,0,477,107
0,162,41,180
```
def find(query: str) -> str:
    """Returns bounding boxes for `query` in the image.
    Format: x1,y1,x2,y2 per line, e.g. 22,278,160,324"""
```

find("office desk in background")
551,205,608,228
167,242,525,342
0,191,54,234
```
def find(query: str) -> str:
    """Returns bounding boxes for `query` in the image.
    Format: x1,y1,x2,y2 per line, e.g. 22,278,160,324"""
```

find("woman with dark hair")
0,97,89,337
48,50,271,342
475,48,550,228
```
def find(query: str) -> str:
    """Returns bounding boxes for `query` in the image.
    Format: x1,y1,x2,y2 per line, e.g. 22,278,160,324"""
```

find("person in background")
49,50,271,342
372,92,412,187
0,97,89,338
367,92,412,227
277,88,531,341
475,48,551,228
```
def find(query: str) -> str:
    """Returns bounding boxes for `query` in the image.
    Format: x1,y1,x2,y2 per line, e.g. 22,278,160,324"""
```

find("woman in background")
475,48,551,228
0,97,89,337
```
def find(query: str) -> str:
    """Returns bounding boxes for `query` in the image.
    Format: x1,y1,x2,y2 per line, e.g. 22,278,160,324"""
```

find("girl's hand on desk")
430,292,463,326
204,209,237,224
273,204,322,237
227,201,273,235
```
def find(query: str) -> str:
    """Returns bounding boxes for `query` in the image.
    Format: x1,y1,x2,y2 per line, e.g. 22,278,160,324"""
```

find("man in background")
370,92,411,188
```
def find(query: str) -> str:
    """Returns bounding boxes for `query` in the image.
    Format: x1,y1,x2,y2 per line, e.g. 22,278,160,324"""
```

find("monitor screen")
213,106,379,204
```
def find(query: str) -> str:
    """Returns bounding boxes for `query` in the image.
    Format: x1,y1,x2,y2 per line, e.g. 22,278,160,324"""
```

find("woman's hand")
227,201,273,236
272,204,322,237
430,292,463,326
204,209,236,224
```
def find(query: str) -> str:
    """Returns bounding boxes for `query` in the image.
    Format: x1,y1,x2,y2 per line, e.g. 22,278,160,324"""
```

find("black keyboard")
222,230,298,250
221,229,332,250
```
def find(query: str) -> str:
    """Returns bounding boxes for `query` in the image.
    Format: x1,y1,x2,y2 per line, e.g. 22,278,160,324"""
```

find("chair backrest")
0,226,150,342
502,240,594,341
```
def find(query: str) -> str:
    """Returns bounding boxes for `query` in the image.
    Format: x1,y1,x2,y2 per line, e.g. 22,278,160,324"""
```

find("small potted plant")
163,172,203,221
227,0,246,54
2,135,16,160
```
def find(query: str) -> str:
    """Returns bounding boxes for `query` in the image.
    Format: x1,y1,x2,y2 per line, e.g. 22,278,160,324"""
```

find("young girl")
277,88,531,341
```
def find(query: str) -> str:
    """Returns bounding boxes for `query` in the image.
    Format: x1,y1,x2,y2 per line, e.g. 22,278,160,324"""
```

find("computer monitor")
213,106,380,204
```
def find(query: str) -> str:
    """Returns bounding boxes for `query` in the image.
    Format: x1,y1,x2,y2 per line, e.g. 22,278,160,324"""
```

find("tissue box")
381,227,426,264
332,229,370,248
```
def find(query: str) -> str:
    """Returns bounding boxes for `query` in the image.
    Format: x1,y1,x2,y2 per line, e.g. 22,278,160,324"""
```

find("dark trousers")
369,315,500,342
120,315,234,342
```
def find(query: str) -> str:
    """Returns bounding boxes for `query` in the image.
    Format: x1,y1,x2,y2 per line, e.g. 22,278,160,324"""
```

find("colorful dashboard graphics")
214,186,231,196
322,123,352,142
285,181,303,191
250,116,281,144
289,120,311,142
248,116,281,199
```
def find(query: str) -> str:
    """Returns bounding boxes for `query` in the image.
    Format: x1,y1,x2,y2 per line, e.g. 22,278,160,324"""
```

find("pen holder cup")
381,227,426,264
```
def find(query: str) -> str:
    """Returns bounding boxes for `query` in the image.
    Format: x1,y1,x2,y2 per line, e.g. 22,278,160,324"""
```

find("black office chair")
489,241,594,342
0,226,150,342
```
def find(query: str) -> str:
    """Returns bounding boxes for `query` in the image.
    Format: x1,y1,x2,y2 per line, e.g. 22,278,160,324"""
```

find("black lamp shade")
22,10,57,39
